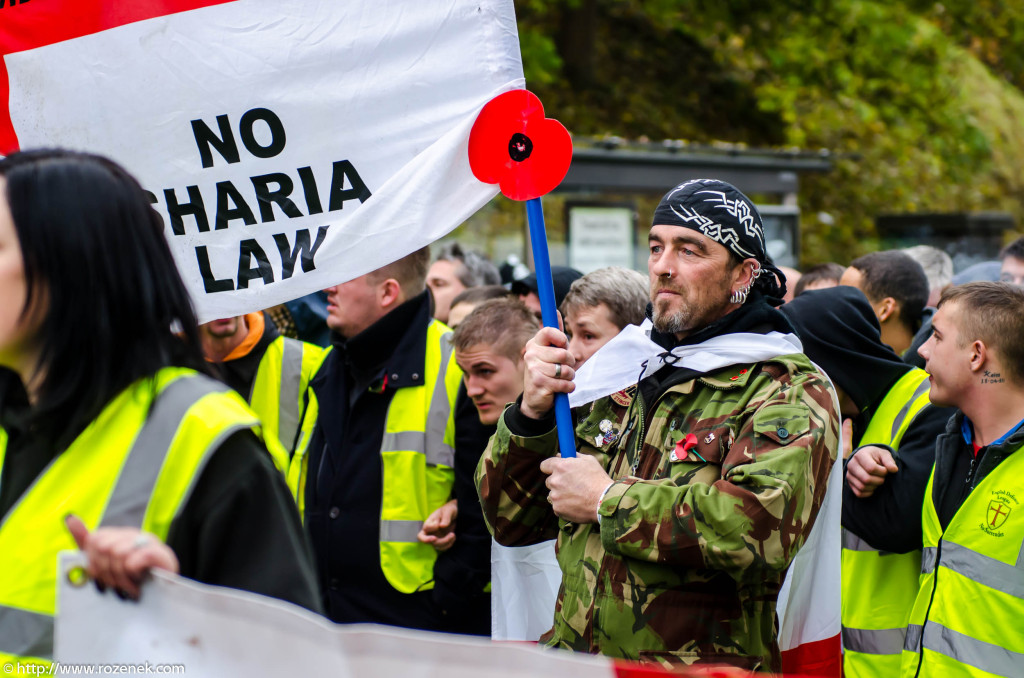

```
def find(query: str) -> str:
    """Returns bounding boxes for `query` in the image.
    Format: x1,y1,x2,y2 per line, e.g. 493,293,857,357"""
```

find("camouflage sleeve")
475,407,562,547
596,367,839,577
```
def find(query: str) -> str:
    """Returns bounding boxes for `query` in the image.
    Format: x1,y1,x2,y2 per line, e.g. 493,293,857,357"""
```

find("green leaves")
504,0,1024,264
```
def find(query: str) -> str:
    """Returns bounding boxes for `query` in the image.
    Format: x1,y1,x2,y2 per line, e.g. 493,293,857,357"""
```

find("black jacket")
839,404,954,552
303,289,492,634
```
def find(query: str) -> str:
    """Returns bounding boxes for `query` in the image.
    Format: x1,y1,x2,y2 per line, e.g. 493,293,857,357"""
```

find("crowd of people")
2,149,1023,677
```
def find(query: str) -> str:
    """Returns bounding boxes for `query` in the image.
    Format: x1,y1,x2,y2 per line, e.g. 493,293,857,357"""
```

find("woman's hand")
65,514,179,600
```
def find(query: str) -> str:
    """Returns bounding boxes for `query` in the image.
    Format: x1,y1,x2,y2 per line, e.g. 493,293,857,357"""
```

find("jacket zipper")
630,393,647,476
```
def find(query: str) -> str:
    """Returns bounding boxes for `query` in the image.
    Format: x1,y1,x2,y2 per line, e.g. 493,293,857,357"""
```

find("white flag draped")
561,322,843,673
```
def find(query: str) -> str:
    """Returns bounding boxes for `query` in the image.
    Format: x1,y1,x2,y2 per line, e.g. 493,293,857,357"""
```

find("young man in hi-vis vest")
846,282,1024,677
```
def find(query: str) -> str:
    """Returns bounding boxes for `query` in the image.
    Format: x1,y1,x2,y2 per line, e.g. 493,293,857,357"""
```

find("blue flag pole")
526,197,577,458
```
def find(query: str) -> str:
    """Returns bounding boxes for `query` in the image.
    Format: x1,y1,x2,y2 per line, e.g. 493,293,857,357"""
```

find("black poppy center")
508,132,533,162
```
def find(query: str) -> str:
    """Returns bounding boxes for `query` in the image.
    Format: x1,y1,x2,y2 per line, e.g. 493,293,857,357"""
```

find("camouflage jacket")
476,353,838,673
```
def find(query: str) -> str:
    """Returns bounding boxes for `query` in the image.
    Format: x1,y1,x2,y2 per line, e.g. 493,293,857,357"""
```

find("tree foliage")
513,0,1024,265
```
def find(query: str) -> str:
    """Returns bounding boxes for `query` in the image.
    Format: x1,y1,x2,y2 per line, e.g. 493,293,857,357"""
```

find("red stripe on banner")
613,660,755,677
781,633,842,678
0,0,238,153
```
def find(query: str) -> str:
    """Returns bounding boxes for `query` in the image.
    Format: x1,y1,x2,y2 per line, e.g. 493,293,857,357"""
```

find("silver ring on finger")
132,534,151,550
554,363,562,379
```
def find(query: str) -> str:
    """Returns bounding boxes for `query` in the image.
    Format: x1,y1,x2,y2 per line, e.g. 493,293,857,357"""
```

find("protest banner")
1,0,524,322
54,553,757,678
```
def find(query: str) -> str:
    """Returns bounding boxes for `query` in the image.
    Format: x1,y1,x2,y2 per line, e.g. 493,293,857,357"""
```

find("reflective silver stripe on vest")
842,626,907,655
921,546,937,574
379,334,456,468
917,621,1024,676
381,431,429,456
277,338,304,452
380,431,454,468
380,520,423,543
0,606,53,660
842,528,879,552
905,623,923,652
890,377,931,441
101,376,231,529
933,540,1024,599
425,334,455,468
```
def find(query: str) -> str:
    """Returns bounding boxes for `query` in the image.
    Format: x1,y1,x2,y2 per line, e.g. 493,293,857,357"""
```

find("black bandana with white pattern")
652,178,787,303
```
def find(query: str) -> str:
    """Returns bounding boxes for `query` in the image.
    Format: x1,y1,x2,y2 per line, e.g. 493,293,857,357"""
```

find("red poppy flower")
468,89,572,201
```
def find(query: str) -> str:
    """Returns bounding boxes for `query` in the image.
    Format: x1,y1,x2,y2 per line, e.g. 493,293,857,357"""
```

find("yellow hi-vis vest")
842,367,932,677
901,439,1024,677
248,335,326,470
0,369,261,669
286,320,462,593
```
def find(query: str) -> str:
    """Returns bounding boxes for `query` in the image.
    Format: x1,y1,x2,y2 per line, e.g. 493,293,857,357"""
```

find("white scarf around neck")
567,319,804,408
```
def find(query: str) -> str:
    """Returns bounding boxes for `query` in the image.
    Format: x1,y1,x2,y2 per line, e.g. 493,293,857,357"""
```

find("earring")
730,264,759,304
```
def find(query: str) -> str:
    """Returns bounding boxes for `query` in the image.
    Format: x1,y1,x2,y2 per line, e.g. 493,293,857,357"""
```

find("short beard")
650,284,734,337
651,303,690,335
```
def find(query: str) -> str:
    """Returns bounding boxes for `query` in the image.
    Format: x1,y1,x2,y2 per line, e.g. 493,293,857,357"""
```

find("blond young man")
845,282,1024,677
559,266,648,366
452,298,540,426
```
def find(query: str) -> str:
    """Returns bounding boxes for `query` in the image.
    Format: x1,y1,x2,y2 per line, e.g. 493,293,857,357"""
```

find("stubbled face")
455,343,525,426
200,317,242,340
427,260,466,324
324,274,384,339
1001,256,1024,287
565,303,622,366
918,303,973,408
0,180,42,377
647,224,740,337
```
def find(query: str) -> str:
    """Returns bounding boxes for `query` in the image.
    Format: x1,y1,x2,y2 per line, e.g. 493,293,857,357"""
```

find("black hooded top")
781,285,955,551
781,286,909,429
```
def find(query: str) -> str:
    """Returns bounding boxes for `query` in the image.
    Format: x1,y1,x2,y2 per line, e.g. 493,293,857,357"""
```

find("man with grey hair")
903,245,953,308
427,242,502,324
559,266,649,366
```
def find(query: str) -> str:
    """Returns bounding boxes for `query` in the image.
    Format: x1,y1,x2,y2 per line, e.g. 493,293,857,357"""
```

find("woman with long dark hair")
0,150,321,667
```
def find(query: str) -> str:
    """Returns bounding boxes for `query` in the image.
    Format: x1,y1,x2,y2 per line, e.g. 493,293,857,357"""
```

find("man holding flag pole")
476,178,840,673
